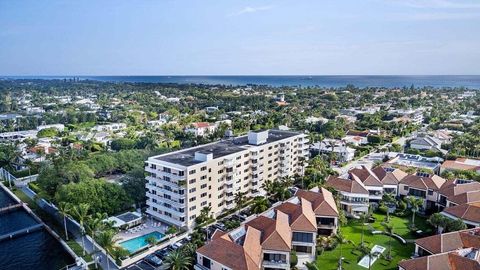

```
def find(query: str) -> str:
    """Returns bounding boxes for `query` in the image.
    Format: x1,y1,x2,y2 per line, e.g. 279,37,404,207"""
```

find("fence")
0,167,16,187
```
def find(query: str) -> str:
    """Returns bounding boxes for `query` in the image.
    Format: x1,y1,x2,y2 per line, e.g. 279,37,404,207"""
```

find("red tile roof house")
295,187,339,235
398,229,480,270
398,173,447,212
324,166,407,217
185,122,217,137
343,130,370,146
325,175,370,217
437,179,480,209
194,188,338,270
441,202,480,228
349,166,408,203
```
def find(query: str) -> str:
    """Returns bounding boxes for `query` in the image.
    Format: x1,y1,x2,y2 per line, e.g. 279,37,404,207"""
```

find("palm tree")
428,213,446,234
304,261,320,270
85,213,107,269
405,196,424,228
250,196,269,214
359,206,371,247
110,247,129,264
334,232,352,270
165,249,191,270
234,191,247,212
382,222,394,260
58,202,71,240
381,193,396,222
261,180,275,197
71,203,90,256
96,229,116,270
356,244,373,270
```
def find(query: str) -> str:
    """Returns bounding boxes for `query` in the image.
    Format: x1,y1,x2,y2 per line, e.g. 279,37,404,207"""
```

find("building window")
201,184,207,189
189,196,196,202
189,169,196,174
189,188,196,193
293,232,314,243
189,179,196,184
201,166,207,171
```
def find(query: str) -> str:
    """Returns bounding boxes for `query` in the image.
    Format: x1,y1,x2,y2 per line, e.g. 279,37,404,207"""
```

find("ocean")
3,75,480,88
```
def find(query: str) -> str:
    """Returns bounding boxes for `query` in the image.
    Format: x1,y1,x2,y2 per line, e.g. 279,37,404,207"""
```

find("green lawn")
315,212,430,270
370,212,431,240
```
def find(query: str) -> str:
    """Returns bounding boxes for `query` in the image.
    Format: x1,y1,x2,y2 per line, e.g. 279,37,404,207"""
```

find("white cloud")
229,5,273,16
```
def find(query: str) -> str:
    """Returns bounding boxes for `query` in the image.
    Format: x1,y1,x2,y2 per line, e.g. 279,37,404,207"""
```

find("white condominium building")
145,129,309,229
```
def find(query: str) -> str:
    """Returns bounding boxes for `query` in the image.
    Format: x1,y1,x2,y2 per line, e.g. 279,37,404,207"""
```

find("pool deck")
116,219,169,243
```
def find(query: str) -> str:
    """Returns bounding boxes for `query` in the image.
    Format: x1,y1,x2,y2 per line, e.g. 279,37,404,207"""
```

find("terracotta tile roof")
439,180,480,199
246,216,276,243
275,199,317,232
211,229,227,240
295,188,339,217
443,202,480,224
449,191,480,205
399,255,429,270
400,174,446,191
245,212,292,252
196,226,262,270
261,211,292,252
415,229,480,255
399,249,480,270
325,175,369,195
371,166,408,185
192,122,212,128
442,159,480,171
349,166,383,187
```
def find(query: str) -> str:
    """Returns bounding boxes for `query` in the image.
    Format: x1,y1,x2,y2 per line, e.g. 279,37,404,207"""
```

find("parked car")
145,254,162,267
154,249,169,259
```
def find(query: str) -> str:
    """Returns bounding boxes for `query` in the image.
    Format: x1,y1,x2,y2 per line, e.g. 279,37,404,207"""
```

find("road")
333,135,412,176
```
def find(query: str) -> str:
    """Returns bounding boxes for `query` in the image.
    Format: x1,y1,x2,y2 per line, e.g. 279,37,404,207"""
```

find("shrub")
290,250,298,268
378,203,388,215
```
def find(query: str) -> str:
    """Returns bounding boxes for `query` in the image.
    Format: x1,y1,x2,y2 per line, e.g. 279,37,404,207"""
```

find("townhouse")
398,173,446,211
194,188,338,270
437,179,480,209
145,129,309,229
399,228,480,270
295,188,339,235
325,175,369,217
441,202,480,228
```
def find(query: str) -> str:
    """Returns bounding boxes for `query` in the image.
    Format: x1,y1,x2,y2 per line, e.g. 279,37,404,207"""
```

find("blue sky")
0,0,479,75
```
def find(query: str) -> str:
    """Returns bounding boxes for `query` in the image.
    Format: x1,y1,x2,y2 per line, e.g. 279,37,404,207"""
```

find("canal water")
0,188,75,270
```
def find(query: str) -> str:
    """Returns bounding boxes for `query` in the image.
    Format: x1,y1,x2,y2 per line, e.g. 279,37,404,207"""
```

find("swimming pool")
118,231,165,253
